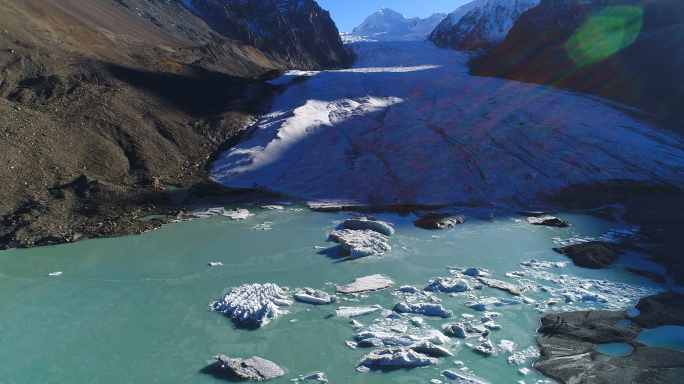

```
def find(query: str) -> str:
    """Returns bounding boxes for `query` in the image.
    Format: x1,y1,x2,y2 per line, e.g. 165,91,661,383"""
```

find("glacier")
211,30,684,209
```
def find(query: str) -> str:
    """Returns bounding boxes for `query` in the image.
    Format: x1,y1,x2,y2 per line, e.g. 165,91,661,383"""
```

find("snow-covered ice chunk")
519,367,530,375
222,208,254,220
398,285,419,293
294,288,338,305
210,283,291,327
474,338,495,355
441,370,487,383
395,302,453,317
443,323,487,339
343,216,395,236
291,372,328,383
209,262,223,267
412,317,424,327
350,319,364,330
261,205,284,210
465,297,522,311
461,267,489,277
477,277,524,295
499,340,516,354
329,305,382,318
48,271,62,277
337,274,395,294
329,229,390,258
426,277,471,293
359,347,437,367
409,340,454,357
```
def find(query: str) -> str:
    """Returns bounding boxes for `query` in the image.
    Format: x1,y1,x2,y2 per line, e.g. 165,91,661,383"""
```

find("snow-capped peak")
347,8,446,42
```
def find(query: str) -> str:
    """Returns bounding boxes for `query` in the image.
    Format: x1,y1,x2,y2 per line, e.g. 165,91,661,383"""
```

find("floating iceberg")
294,288,338,305
48,272,62,277
210,283,292,327
291,372,328,383
426,277,471,293
395,302,453,317
222,208,254,220
329,229,391,259
526,216,571,227
343,216,395,236
465,297,522,311
477,277,524,295
260,205,284,210
337,275,395,294
442,370,487,383
329,305,382,318
443,323,487,339
461,267,490,277
359,347,437,367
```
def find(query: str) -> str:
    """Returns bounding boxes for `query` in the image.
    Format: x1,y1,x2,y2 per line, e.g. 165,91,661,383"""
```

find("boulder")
337,274,395,294
413,213,466,229
527,216,571,227
553,241,622,269
343,216,394,236
215,355,284,381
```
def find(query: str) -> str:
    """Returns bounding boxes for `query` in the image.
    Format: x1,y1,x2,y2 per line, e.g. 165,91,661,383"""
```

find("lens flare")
565,6,643,66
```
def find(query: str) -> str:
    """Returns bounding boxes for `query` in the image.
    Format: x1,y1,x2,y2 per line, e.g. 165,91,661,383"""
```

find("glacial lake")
0,206,666,384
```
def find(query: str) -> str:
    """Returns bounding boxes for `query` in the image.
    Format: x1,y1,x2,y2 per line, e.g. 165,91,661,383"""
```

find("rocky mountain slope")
183,0,352,68
429,0,540,51
469,0,684,133
346,8,446,41
0,0,350,249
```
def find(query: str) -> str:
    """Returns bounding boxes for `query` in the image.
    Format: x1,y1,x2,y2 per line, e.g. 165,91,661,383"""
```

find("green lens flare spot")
565,6,643,66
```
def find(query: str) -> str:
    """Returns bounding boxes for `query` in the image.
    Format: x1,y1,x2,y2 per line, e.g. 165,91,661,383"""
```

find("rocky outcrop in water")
215,355,285,381
534,292,684,384
527,216,571,227
553,241,622,269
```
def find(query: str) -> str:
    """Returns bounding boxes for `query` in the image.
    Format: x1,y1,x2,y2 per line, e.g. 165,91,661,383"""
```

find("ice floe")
395,302,453,317
443,323,487,339
343,216,394,236
441,370,487,383
291,372,328,383
210,283,292,327
426,277,472,293
329,229,390,259
294,288,338,305
477,277,524,295
208,262,223,267
329,305,382,318
526,216,571,227
261,205,284,210
359,347,438,367
337,275,395,294
465,297,522,311
48,271,62,277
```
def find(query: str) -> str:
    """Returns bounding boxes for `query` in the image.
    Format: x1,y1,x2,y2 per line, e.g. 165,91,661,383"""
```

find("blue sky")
317,0,472,33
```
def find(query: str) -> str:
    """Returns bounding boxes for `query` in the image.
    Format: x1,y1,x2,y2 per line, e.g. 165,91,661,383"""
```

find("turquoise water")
636,326,684,351
0,207,665,384
595,343,634,356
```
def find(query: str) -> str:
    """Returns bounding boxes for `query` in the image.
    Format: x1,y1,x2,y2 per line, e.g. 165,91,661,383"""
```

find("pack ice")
210,38,684,207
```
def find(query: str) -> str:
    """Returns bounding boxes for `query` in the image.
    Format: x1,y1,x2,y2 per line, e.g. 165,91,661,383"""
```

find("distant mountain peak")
348,7,446,41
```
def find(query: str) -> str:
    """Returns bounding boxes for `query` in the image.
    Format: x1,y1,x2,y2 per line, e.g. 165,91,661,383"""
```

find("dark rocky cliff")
469,0,684,133
183,0,352,69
